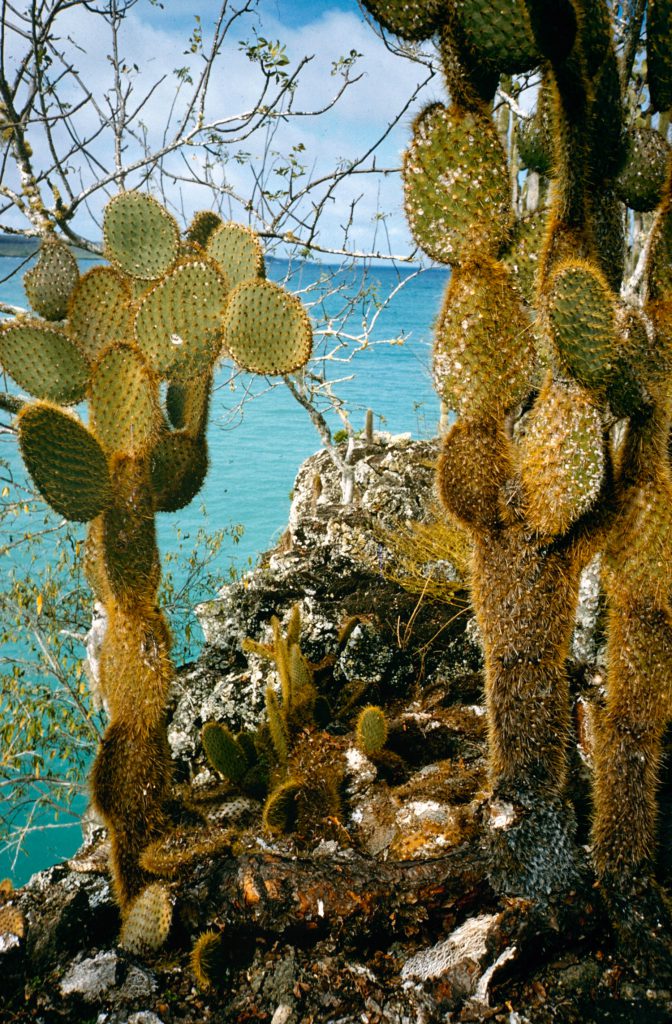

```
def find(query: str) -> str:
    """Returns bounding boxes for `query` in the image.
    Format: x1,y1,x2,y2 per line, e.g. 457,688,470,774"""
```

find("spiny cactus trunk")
362,0,672,966
2,195,313,918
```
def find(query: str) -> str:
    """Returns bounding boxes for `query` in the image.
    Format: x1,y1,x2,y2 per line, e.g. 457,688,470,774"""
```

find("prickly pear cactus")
364,0,672,970
0,194,313,913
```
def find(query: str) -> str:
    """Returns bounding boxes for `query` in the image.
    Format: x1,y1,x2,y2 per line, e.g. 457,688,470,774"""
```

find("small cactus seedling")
0,195,313,914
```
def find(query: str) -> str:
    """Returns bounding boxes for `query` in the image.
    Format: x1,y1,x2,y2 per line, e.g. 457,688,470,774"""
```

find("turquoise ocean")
0,248,448,885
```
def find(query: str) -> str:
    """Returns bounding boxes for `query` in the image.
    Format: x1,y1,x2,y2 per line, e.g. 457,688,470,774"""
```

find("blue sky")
3,0,439,258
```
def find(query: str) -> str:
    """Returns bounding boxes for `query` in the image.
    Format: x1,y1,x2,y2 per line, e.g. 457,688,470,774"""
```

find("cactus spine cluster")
0,199,313,913
362,0,672,956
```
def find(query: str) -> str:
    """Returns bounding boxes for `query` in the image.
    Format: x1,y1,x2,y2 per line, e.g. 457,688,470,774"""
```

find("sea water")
0,248,448,884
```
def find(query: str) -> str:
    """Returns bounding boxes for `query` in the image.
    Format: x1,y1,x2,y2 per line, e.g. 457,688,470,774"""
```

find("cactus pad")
433,259,533,417
520,378,605,536
202,722,249,784
18,403,112,522
403,103,512,265
206,222,265,289
119,883,172,954
504,213,546,304
191,930,226,990
647,0,672,111
221,278,313,375
263,778,301,833
134,259,229,379
23,238,79,321
150,431,208,512
0,320,89,405
359,0,446,40
605,472,672,602
437,418,511,532
67,267,134,361
356,706,388,755
90,343,159,455
186,210,223,248
103,192,180,280
615,127,670,213
454,0,539,73
165,374,211,435
547,260,618,394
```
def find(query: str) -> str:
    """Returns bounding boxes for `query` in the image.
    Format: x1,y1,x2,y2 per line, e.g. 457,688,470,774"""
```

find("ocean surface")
0,247,449,885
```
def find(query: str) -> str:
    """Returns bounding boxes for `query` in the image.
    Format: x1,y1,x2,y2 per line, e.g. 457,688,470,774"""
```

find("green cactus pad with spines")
150,431,208,512
103,192,180,280
504,213,546,304
103,454,160,602
206,222,265,289
0,320,89,405
433,259,534,417
90,343,159,456
202,722,249,784
266,685,289,766
237,731,259,766
186,210,223,248
23,238,79,321
454,0,539,73
359,0,446,40
134,259,230,379
263,778,301,833
18,403,112,522
547,260,618,394
191,930,226,991
356,705,388,755
119,882,172,954
403,103,512,266
647,0,672,111
221,278,313,375
165,374,211,435
67,267,134,362
615,127,671,213
520,377,605,537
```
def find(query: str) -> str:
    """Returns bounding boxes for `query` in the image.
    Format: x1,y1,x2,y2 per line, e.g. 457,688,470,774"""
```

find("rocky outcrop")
1,434,668,1024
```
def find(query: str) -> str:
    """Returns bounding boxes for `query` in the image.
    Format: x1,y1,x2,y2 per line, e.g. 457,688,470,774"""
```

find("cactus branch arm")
0,392,24,414
620,0,647,92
